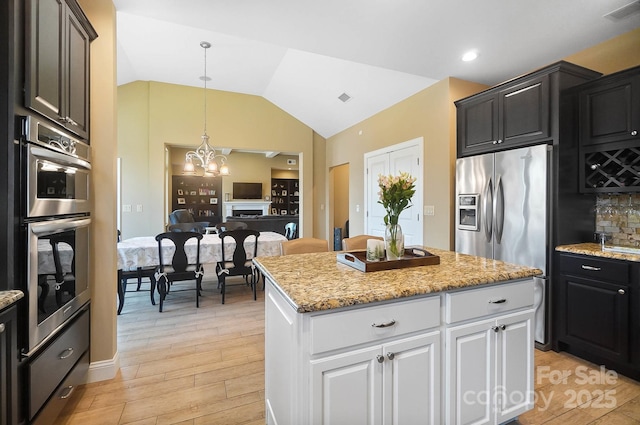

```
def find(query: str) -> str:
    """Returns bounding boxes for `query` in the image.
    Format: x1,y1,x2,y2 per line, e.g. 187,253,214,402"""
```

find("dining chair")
342,234,383,251
155,231,204,312
216,229,260,304
280,237,329,255
284,222,297,240
117,229,157,314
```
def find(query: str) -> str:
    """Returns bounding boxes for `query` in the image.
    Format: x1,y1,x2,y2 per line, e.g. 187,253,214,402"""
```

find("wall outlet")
122,204,132,212
136,204,143,212
424,205,435,216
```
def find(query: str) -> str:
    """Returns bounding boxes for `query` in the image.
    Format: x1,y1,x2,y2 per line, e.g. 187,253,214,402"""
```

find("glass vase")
384,223,404,260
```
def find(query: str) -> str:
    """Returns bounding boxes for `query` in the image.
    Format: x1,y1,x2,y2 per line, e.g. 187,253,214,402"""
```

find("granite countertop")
253,247,542,313
556,242,640,262
0,290,24,310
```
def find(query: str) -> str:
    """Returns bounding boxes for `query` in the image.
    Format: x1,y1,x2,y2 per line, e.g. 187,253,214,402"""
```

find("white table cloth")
117,231,286,270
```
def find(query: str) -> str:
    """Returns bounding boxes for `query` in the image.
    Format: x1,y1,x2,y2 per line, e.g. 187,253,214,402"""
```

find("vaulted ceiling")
113,0,640,139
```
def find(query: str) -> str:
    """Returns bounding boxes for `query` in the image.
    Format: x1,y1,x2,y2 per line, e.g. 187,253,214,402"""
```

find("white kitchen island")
253,248,542,425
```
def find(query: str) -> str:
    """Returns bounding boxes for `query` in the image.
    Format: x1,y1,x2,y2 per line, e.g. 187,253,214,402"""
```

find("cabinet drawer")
29,309,89,419
559,254,629,284
310,296,440,355
445,280,534,324
31,351,89,425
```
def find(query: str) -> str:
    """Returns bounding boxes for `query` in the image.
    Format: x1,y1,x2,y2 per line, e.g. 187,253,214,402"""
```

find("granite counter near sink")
0,290,23,310
556,242,640,262
253,247,542,313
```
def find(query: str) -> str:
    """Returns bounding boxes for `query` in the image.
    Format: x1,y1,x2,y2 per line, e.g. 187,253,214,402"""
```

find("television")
233,182,263,199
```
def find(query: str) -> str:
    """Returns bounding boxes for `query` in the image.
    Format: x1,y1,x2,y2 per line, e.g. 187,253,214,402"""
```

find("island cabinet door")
382,331,441,425
494,311,535,424
310,345,383,425
445,318,495,425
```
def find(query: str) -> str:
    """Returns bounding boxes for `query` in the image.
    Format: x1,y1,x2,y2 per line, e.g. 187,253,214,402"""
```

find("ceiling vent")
604,0,640,20
338,92,351,103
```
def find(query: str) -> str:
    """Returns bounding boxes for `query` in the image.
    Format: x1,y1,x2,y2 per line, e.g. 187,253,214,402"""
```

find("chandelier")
183,41,230,176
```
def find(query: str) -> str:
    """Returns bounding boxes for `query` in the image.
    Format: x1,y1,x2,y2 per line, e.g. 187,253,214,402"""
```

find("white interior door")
365,138,423,246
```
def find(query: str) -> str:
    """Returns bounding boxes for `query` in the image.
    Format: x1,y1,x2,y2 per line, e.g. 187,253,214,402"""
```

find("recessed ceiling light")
462,50,479,62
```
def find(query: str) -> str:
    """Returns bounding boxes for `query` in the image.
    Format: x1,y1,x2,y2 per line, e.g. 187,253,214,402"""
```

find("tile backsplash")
595,194,640,247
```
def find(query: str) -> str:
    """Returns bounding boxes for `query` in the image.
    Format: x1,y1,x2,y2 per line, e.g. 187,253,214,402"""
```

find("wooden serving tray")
337,247,440,272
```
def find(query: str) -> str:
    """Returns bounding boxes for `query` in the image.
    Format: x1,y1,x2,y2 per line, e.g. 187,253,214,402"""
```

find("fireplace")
233,209,263,217
224,201,272,217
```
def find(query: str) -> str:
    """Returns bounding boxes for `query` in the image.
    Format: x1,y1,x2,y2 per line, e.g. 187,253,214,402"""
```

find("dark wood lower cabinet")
0,305,18,425
554,253,639,380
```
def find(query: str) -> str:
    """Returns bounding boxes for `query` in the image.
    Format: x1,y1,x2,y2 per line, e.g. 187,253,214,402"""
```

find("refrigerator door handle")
483,177,493,242
495,175,505,243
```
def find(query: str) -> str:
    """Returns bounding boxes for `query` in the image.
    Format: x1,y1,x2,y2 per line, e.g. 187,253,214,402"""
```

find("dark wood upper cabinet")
579,67,640,146
575,66,640,193
456,61,600,157
25,0,97,141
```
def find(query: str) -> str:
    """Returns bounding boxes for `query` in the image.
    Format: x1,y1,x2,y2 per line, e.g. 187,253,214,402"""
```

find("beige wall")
118,81,315,238
326,78,487,250
77,0,118,371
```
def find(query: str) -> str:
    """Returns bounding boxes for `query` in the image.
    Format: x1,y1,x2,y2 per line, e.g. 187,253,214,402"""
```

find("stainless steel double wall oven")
20,115,91,353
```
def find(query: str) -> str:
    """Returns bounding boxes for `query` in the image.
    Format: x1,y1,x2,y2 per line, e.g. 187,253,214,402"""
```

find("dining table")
116,231,287,313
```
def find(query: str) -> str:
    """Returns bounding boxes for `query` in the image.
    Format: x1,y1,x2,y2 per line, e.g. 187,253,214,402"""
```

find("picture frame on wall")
177,198,186,205
271,208,278,215
281,210,288,215
282,190,287,196
177,189,183,195
190,190,197,196
210,198,218,204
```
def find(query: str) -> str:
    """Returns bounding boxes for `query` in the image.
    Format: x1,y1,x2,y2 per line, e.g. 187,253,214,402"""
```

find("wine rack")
582,144,640,192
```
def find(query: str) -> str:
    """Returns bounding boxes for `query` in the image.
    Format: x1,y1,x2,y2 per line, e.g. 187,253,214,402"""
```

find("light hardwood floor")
58,276,640,424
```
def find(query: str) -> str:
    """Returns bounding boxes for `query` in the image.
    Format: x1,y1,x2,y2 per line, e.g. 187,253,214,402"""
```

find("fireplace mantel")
224,200,272,217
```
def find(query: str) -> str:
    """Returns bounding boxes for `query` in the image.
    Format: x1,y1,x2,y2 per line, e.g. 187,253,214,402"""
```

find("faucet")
593,232,610,249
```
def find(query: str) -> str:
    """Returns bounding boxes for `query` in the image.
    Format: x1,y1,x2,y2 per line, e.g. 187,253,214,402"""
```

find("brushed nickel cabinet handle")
376,355,385,363
387,352,395,360
0,323,5,333
632,130,637,136
491,325,500,333
619,289,625,295
59,347,74,359
60,385,74,399
581,265,601,271
371,319,396,328
499,324,506,331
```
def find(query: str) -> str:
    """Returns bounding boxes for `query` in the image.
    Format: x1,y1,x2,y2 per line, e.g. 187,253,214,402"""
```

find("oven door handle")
30,217,91,236
30,145,91,171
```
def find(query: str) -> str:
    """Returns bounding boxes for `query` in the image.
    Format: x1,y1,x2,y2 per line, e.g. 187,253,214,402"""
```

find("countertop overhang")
0,290,24,310
253,247,542,313
556,242,640,262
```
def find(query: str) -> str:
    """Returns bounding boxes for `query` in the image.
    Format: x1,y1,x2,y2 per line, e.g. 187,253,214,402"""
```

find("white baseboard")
87,350,120,383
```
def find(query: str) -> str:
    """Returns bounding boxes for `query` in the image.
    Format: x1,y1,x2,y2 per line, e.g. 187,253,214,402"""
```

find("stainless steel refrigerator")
455,143,549,345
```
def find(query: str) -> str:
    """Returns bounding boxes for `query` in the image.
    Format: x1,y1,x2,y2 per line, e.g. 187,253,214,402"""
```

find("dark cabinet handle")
488,298,507,304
